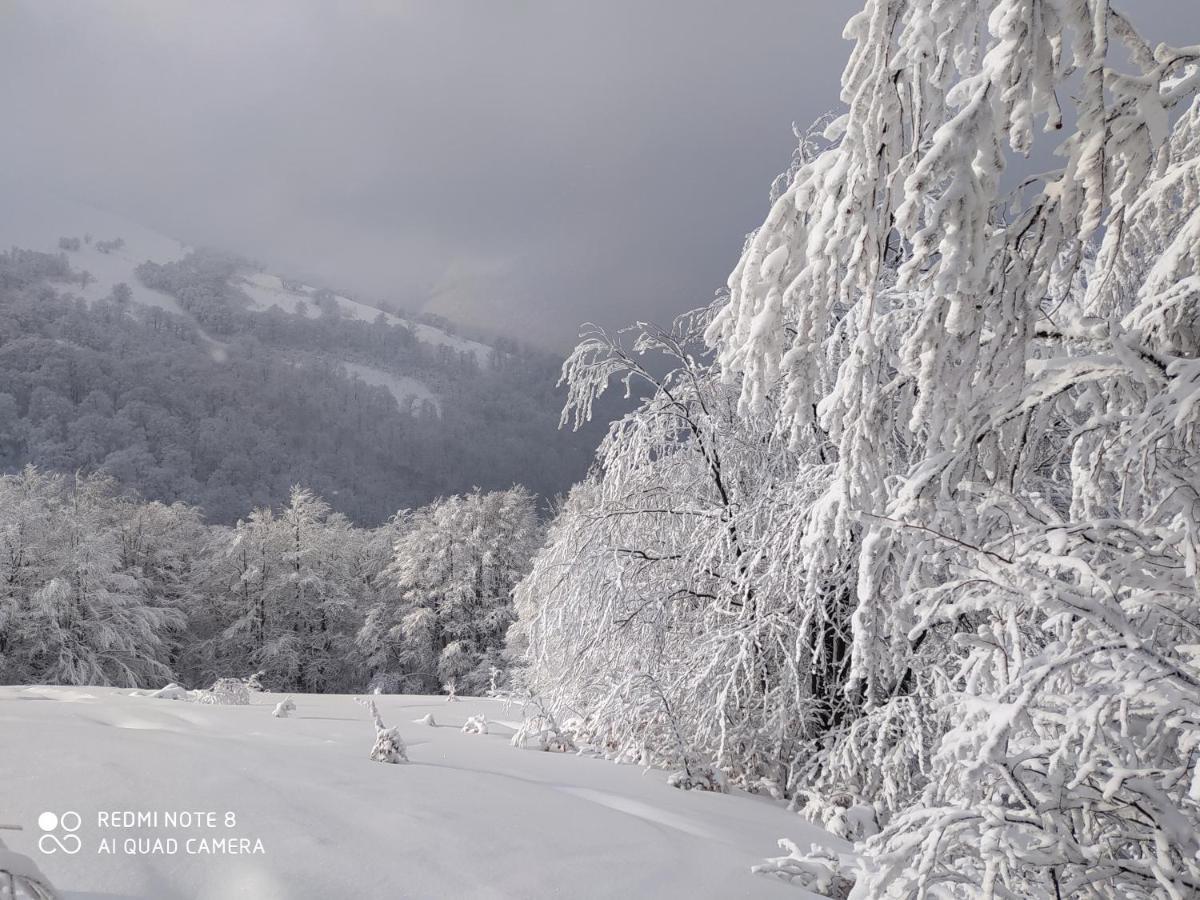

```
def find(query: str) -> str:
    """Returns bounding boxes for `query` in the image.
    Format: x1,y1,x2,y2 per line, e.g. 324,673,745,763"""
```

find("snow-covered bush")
195,677,251,706
511,717,576,753
753,841,854,899
272,696,296,718
369,728,407,764
793,792,878,843
666,756,728,794
509,695,578,752
357,697,407,764
461,715,488,735
413,713,436,726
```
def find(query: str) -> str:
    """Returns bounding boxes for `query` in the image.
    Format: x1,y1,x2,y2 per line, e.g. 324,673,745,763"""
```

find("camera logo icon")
37,811,82,855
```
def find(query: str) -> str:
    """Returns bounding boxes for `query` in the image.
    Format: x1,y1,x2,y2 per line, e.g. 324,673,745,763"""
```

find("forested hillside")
0,228,609,523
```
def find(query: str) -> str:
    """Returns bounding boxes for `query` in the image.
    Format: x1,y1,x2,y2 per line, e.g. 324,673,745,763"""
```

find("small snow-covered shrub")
511,717,576,752
667,757,727,793
245,670,266,692
748,778,786,801
510,697,578,752
794,791,879,843
272,696,296,718
195,677,251,706
356,697,407,763
461,714,488,735
413,713,436,726
443,680,459,702
753,840,854,899
370,727,407,763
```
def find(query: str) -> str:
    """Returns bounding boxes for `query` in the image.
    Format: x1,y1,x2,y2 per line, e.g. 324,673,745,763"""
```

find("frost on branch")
356,697,407,764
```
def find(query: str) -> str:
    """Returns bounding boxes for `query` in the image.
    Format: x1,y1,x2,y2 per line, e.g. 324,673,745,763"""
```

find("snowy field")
0,687,836,899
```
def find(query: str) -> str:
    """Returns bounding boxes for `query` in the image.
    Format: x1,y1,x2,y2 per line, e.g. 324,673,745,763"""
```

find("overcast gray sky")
2,1,1196,348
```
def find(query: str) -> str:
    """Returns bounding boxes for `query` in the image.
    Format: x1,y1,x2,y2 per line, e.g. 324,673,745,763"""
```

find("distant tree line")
0,467,540,694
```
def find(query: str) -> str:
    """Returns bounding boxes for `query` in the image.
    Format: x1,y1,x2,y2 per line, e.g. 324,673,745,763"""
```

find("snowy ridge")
237,271,493,365
0,191,494,366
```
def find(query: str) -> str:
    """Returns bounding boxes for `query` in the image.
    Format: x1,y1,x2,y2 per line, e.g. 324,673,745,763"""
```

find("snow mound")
147,683,193,701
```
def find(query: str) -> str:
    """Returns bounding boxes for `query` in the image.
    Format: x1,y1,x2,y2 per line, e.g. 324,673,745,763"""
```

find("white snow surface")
0,686,835,899
342,363,440,413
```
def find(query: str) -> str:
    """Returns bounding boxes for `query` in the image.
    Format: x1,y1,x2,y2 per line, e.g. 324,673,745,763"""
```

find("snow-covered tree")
696,1,1200,895
359,487,541,695
0,468,183,686
207,486,362,692
357,697,407,763
514,313,864,792
517,2,1200,895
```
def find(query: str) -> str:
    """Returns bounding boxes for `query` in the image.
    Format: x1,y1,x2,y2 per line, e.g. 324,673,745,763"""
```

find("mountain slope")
0,193,611,523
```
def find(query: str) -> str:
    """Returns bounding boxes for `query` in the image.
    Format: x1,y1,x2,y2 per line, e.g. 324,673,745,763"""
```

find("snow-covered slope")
343,362,440,413
0,191,494,367
0,687,836,900
0,189,191,316
238,272,492,365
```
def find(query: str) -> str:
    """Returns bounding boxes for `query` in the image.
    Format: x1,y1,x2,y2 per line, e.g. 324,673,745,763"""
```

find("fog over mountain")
3,2,1193,349
0,190,612,523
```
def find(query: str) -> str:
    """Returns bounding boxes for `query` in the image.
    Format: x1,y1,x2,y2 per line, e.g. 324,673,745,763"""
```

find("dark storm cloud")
2,1,1196,348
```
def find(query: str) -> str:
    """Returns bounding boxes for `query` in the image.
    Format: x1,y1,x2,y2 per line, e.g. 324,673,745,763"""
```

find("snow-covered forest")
0,468,541,697
0,240,609,524
510,2,1200,897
